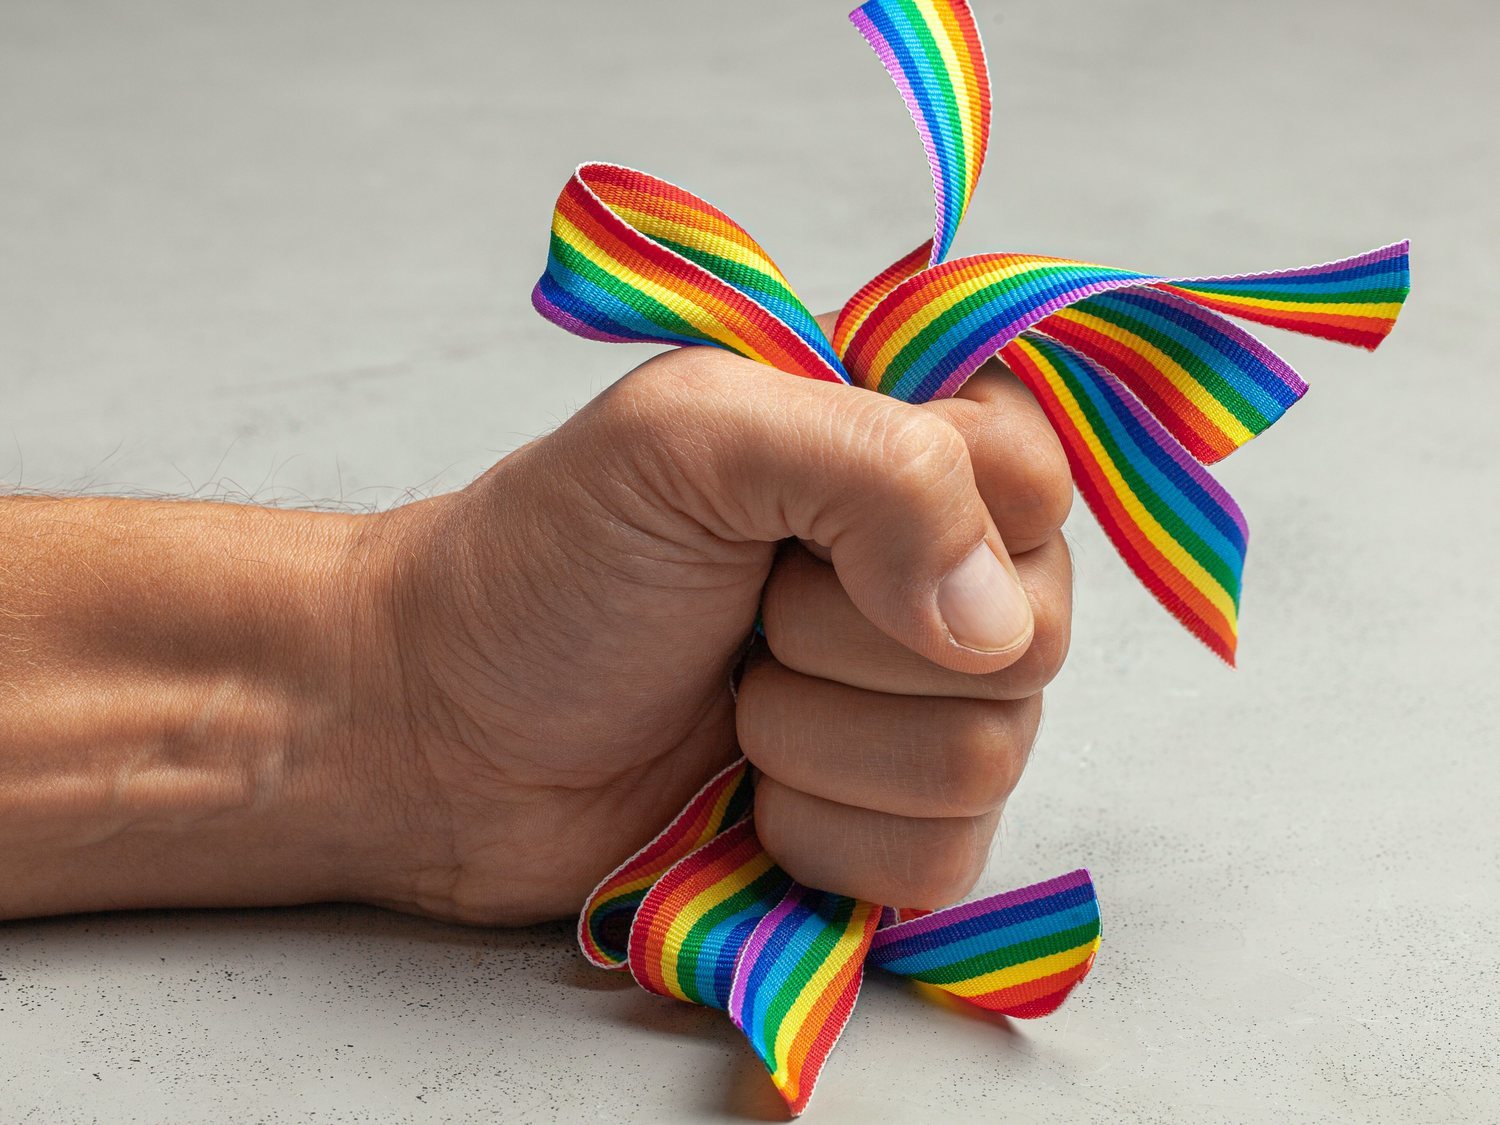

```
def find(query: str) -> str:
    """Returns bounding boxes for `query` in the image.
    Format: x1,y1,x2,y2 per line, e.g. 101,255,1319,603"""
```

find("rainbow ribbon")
535,0,1408,1113
579,759,1099,1115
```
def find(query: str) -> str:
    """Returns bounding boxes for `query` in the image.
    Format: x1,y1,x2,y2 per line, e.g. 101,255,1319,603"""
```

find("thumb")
595,347,1034,674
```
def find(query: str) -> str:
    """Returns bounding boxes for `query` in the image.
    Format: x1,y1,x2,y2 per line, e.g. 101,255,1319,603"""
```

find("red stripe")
834,240,933,359
582,164,765,254
964,952,1097,1017
1157,286,1395,350
1038,313,1236,463
560,178,838,382
1002,341,1237,663
627,821,762,999
779,921,875,1115
952,2,991,153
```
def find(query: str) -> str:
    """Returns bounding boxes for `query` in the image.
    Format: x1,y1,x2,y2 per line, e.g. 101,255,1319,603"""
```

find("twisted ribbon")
532,0,1409,1113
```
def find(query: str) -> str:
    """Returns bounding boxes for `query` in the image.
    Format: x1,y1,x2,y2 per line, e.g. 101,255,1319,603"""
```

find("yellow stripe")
916,0,976,207
1046,307,1256,447
860,257,1054,382
766,904,876,1084
1015,336,1238,627
609,203,793,287
1175,292,1404,318
658,852,775,1001
938,937,1101,999
594,781,739,902
921,0,985,203
553,212,773,367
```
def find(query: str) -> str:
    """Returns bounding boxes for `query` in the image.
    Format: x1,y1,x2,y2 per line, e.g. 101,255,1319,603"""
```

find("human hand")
351,345,1075,926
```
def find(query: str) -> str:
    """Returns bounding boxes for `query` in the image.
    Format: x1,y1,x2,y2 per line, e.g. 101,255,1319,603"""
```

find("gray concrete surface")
3,0,1497,1121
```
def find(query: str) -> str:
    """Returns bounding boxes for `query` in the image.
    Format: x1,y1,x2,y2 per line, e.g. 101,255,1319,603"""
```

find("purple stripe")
872,869,1093,950
1077,338,1251,542
919,271,1156,401
726,885,801,1022
1170,240,1410,285
1035,332,1252,545
1104,287,1307,397
850,8,945,267
531,284,639,344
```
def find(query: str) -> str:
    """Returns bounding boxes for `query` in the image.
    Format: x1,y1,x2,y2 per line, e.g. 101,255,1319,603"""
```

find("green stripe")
754,896,859,1064
1074,298,1272,432
875,263,1128,392
675,866,790,1008
550,233,705,341
905,921,1101,986
648,236,826,350
650,237,798,310
895,0,967,221
1173,283,1407,306
1043,338,1242,594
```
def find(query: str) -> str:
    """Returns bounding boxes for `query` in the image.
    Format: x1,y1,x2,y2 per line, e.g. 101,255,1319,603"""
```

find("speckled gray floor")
3,0,1497,1121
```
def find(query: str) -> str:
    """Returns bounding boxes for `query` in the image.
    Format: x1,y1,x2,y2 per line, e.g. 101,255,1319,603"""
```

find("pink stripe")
850,9,946,267
531,284,639,344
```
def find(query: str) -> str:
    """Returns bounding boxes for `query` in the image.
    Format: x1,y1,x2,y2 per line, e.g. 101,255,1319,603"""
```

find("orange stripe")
778,909,875,1088
635,829,766,998
1002,341,1233,649
587,177,765,254
965,957,1094,1013
1160,288,1393,346
846,255,1053,382
1038,311,1236,462
559,186,817,377
929,0,988,199
834,241,932,357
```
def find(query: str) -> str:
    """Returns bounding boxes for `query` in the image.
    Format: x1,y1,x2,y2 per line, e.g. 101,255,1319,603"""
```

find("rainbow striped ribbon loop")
538,0,1407,1113
580,760,1100,1115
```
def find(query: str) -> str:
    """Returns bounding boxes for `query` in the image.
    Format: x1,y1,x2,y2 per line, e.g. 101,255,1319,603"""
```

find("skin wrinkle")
763,534,1070,702
0,343,1075,924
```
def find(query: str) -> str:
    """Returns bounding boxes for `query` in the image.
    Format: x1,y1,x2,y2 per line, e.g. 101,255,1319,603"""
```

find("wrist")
0,496,428,918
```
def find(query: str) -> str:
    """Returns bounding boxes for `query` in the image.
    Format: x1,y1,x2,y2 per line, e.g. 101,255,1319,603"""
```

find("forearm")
0,495,406,919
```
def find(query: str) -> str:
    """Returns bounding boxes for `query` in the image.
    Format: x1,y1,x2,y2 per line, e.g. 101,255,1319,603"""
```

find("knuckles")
1012,417,1075,537
762,532,1073,702
882,821,988,909
590,350,710,439
931,698,1039,817
863,405,975,508
972,532,1072,697
755,782,990,911
973,408,1074,545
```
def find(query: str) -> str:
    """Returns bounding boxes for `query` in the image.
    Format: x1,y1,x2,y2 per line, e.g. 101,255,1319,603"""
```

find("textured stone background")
3,0,1496,1120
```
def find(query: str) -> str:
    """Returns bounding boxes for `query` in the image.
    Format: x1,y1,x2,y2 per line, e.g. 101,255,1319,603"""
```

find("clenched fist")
361,345,1075,924
0,346,1074,927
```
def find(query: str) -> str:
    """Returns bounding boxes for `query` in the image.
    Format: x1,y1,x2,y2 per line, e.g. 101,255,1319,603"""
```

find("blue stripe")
739,898,830,1059
873,901,1100,977
1044,335,1247,563
872,883,1096,964
1084,289,1302,417
864,1,961,258
692,904,770,1010
890,266,1150,403
540,266,703,348
697,264,847,378
883,0,966,256
1179,254,1407,291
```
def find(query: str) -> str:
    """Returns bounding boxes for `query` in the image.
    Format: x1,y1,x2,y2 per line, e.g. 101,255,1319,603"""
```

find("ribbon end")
728,887,880,1119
